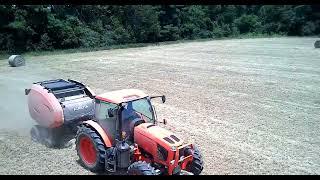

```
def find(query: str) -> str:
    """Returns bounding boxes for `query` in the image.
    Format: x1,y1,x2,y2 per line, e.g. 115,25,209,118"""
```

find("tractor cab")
93,89,163,144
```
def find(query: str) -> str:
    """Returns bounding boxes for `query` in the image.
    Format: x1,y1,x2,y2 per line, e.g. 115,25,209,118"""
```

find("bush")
301,21,316,36
231,24,240,36
199,30,213,38
79,27,101,48
262,22,281,34
100,29,116,46
212,22,223,38
234,14,262,34
38,33,53,50
160,24,180,41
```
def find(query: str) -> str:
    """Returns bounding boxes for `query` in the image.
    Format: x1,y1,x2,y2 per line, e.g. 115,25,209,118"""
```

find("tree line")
0,5,319,53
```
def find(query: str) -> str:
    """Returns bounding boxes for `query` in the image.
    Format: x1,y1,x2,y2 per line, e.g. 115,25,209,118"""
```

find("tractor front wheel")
76,125,106,172
127,161,157,175
185,145,204,175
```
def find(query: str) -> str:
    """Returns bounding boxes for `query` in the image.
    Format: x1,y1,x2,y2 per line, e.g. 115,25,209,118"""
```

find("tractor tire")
76,125,106,172
185,145,204,175
127,161,157,175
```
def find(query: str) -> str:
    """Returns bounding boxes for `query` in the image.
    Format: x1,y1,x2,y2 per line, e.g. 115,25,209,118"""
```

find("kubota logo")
73,105,89,111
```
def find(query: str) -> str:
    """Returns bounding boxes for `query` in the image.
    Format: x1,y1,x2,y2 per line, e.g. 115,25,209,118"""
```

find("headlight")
171,146,176,151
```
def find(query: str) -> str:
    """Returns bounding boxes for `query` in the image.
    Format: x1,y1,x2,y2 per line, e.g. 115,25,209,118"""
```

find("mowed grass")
0,33,288,61
0,37,319,175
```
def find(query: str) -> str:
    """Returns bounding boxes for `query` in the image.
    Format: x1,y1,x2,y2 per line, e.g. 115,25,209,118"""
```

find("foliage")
0,5,319,53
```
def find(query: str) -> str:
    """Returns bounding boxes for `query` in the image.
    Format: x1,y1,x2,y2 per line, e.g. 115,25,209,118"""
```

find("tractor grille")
163,137,175,144
170,135,180,142
163,135,181,144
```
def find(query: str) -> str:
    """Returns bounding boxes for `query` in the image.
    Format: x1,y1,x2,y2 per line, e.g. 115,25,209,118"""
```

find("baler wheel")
43,127,69,148
30,125,62,148
30,126,41,143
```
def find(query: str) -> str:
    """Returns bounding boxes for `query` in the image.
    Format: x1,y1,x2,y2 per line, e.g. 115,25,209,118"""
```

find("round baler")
25,79,96,148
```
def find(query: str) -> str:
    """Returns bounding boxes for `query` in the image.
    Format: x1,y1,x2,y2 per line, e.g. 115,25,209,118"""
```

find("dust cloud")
0,63,52,134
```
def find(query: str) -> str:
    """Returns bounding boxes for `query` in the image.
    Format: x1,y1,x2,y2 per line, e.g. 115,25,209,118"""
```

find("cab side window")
95,100,118,143
95,100,118,120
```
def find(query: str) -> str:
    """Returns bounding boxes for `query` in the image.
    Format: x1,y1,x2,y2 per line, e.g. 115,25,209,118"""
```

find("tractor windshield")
121,97,155,124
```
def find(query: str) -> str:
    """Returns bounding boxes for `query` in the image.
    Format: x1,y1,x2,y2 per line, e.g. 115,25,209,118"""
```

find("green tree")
234,14,262,34
180,6,213,39
1,5,319,54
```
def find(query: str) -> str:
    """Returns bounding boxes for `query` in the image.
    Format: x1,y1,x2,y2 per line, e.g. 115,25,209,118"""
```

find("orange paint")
83,120,113,147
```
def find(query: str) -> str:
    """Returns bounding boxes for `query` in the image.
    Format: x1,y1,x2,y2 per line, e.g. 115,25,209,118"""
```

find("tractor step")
105,159,116,173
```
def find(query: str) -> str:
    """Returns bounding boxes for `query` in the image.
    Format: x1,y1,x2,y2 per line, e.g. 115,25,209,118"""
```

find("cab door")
95,100,118,145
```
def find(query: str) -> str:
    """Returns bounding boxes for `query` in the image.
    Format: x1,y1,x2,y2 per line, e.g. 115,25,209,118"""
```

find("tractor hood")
134,123,184,147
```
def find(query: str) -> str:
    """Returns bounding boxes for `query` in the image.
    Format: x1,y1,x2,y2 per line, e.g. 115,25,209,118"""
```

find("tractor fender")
82,120,112,148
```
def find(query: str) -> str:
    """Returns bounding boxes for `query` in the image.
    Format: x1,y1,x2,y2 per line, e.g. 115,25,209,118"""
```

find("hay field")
0,37,319,175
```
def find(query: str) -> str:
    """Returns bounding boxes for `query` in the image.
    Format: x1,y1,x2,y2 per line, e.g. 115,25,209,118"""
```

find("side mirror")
159,119,167,125
161,95,166,103
150,95,166,103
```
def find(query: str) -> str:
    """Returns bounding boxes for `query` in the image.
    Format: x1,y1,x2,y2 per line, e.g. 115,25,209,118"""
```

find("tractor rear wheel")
76,125,106,172
127,161,157,175
185,145,204,175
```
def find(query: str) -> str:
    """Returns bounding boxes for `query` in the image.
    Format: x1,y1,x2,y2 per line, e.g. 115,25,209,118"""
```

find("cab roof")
95,89,148,104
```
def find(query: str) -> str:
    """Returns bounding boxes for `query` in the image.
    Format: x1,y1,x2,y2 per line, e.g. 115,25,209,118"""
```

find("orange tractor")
26,79,203,175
